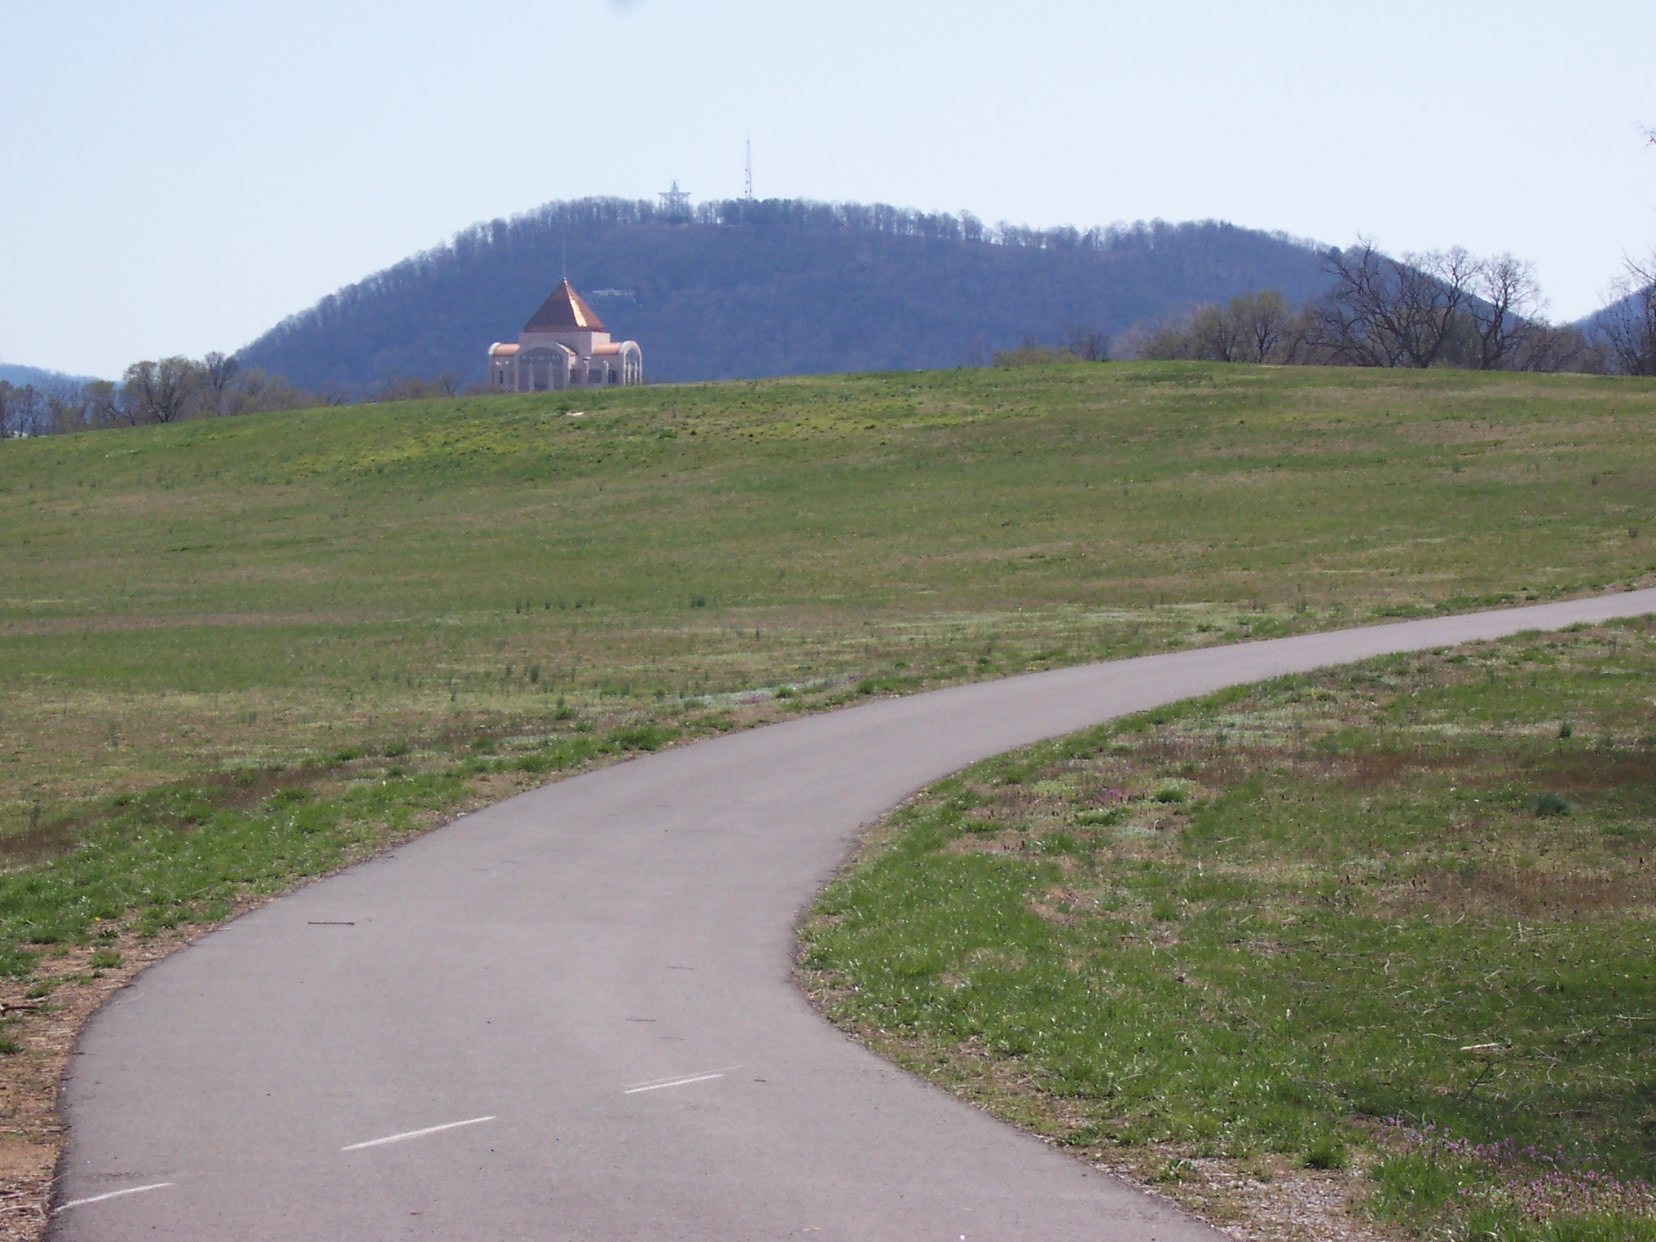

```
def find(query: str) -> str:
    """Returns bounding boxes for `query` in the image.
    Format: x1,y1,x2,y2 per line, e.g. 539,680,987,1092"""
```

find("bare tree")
1237,290,1293,363
1598,251,1656,376
1137,290,1299,364
1134,246,1570,373
38,378,89,433
83,379,134,427
1308,243,1396,367
1064,325,1108,361
1514,323,1590,373
1189,302,1246,362
122,357,205,424
1309,239,1473,368
201,352,241,411
1467,254,1544,370
0,382,20,438
11,355,326,436
214,367,322,417
1138,320,1196,361
1595,128,1656,374
0,382,42,438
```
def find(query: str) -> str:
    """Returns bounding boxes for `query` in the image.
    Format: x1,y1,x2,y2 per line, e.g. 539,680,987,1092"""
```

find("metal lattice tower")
659,180,692,221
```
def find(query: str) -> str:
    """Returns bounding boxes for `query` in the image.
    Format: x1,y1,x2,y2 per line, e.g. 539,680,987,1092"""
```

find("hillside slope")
1,363,1654,1239
6,362,1654,828
237,198,1332,390
0,363,102,388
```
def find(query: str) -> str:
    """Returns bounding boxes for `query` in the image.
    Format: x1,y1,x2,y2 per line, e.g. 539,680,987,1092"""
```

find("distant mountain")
0,363,102,388
1576,284,1652,332
238,197,1335,391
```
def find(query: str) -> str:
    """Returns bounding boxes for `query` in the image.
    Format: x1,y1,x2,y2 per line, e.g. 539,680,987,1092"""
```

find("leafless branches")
1598,250,1656,376
0,382,42,438
1140,291,1305,364
7,354,341,436
1135,237,1598,373
201,351,241,401
1064,326,1109,362
1307,240,1474,368
1240,290,1295,363
1600,128,1656,374
121,358,204,424
1466,254,1544,371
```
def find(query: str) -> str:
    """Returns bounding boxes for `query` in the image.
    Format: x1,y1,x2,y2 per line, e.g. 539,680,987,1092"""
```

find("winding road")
54,590,1656,1241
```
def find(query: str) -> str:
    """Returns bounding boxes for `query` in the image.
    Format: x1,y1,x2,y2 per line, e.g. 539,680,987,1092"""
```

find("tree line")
455,194,1231,255
7,204,1649,440
0,354,315,439
1134,239,1656,376
0,354,474,439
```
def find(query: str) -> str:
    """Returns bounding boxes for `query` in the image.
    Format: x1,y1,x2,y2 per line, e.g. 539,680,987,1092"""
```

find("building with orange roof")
487,280,643,392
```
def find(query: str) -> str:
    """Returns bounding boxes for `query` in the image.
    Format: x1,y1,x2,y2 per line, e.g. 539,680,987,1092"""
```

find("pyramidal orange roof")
523,279,606,333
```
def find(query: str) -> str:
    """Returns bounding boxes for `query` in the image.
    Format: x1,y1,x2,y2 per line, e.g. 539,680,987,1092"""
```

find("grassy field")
6,363,1655,830
0,361,1653,1233
4,360,1656,959
801,621,1656,1241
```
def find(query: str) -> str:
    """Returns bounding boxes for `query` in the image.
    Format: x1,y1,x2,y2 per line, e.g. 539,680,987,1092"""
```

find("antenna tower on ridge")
744,137,753,201
659,180,692,222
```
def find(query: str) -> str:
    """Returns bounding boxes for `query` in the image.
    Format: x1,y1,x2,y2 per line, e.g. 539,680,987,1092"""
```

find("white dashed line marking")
54,1182,175,1213
342,1115,496,1151
624,1068,736,1095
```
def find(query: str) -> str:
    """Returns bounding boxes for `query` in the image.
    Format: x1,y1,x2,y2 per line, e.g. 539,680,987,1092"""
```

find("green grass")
799,621,1656,1239
1,361,1654,986
0,714,712,979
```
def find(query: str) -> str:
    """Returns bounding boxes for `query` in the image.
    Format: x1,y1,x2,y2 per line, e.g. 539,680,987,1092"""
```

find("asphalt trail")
54,590,1656,1240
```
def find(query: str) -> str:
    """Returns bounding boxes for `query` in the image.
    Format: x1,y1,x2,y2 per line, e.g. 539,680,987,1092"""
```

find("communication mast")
659,180,692,222
744,138,754,201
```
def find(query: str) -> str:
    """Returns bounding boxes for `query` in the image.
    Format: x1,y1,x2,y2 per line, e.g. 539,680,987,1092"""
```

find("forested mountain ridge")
237,197,1334,390
0,363,102,388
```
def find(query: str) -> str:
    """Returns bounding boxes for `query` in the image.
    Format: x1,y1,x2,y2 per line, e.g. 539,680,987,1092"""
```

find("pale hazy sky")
3,0,1652,379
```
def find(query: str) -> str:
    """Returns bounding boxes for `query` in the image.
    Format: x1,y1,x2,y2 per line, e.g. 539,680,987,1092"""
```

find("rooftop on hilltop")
523,279,606,333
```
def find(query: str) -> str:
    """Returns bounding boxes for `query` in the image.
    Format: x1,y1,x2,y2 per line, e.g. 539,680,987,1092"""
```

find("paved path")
54,590,1656,1241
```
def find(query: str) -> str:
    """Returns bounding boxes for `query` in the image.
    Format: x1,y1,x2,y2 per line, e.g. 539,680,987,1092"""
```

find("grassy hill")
6,362,1654,836
236,198,1332,390
2,360,1654,1236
